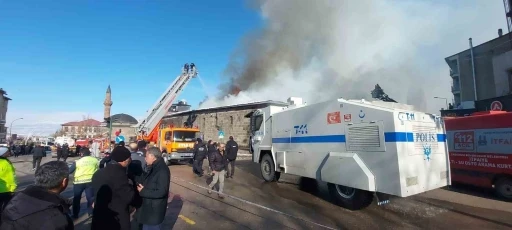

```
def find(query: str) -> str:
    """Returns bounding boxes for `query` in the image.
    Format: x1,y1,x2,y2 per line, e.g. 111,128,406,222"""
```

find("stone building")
161,101,287,149
0,88,11,143
61,119,104,138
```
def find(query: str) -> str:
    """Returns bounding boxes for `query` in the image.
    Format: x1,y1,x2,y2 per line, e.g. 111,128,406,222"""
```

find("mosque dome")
109,113,138,125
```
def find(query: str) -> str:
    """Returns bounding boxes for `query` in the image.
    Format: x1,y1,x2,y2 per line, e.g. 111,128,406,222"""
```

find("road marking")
171,176,337,230
178,214,196,225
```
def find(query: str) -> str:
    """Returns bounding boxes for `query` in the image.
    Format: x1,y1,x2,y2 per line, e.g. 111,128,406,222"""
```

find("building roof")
62,119,102,126
0,88,11,101
445,32,512,61
109,113,138,124
164,100,288,118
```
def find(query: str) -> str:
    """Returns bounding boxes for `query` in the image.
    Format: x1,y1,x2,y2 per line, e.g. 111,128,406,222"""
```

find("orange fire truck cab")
445,111,512,200
156,126,200,165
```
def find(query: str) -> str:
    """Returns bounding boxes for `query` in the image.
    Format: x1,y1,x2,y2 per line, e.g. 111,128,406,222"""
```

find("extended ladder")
137,63,198,139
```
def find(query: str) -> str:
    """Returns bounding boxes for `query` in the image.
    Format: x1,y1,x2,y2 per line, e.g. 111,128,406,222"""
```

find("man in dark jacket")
62,144,70,162
206,140,216,175
133,147,170,230
31,144,46,171
225,136,239,178
192,138,207,177
99,151,112,169
128,142,147,185
24,145,30,156
0,161,73,230
91,146,135,230
14,145,21,158
56,144,63,161
207,143,228,199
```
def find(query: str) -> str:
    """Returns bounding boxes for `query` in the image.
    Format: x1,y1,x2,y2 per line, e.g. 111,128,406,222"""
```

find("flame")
230,86,241,96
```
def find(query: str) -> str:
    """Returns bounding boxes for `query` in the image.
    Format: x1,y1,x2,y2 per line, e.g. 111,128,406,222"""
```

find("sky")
0,0,509,136
0,0,260,135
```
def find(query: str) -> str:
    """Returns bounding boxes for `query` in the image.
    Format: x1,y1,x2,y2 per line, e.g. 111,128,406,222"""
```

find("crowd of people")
192,136,239,198
0,135,239,230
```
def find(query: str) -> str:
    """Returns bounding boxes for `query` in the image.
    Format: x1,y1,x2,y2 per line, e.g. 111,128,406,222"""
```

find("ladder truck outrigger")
249,97,451,210
136,63,201,165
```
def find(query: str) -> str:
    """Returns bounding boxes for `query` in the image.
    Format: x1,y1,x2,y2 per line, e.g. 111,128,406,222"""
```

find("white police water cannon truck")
249,97,450,210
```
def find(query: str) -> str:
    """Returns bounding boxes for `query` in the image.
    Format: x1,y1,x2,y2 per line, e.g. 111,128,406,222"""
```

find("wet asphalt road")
10,155,512,230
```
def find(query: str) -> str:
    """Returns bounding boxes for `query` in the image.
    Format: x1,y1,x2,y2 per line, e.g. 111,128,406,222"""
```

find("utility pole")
9,118,23,143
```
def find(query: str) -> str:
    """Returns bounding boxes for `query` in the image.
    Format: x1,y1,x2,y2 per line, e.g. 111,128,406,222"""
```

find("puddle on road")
385,198,448,218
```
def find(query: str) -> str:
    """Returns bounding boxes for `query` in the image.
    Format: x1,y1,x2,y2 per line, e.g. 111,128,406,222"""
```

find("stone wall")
162,108,254,149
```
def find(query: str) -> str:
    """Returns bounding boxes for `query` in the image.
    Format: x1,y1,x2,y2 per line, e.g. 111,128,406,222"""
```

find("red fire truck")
445,111,512,200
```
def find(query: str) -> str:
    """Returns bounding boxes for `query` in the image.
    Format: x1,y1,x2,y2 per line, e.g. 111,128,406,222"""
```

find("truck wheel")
495,177,512,201
260,154,279,182
327,183,373,210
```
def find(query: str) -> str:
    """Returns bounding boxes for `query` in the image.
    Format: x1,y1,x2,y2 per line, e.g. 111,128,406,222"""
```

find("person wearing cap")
0,146,16,212
91,146,135,230
68,148,99,219
99,150,113,169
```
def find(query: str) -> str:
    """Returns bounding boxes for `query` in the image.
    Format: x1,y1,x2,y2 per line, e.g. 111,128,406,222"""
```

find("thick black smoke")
200,0,506,113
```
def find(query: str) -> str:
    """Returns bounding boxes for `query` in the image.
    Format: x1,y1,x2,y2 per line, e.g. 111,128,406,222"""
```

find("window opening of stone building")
230,116,234,125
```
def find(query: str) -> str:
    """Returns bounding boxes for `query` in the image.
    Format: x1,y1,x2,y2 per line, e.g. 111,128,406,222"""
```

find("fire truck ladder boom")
137,64,198,135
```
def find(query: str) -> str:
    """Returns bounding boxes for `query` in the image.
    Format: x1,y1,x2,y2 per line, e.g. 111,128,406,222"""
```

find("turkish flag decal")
327,111,341,124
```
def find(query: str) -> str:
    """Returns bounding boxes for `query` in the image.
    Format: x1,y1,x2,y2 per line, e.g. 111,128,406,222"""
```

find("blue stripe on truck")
271,132,447,143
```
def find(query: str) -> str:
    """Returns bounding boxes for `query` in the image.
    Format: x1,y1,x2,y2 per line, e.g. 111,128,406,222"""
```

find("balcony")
450,69,459,76
0,119,5,125
451,85,460,93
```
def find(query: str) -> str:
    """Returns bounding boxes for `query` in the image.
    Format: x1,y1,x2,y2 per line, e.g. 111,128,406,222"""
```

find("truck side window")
251,115,263,132
165,131,172,141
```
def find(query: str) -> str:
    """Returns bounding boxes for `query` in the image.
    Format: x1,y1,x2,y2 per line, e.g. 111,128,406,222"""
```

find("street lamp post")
434,97,449,110
9,118,23,143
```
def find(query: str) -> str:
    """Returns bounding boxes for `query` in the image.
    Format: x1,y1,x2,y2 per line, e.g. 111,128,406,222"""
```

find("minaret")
104,85,113,120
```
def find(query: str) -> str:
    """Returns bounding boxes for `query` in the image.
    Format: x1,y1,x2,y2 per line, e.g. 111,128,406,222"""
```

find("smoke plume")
199,0,506,113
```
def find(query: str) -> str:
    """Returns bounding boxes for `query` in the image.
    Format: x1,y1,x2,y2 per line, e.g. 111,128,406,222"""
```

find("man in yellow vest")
0,146,17,212
68,148,98,219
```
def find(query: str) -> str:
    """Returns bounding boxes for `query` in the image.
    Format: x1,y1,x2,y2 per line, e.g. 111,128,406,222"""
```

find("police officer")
0,147,16,212
193,138,207,177
68,148,99,218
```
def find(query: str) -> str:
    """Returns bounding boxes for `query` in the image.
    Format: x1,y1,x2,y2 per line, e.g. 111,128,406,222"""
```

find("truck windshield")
173,131,197,142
